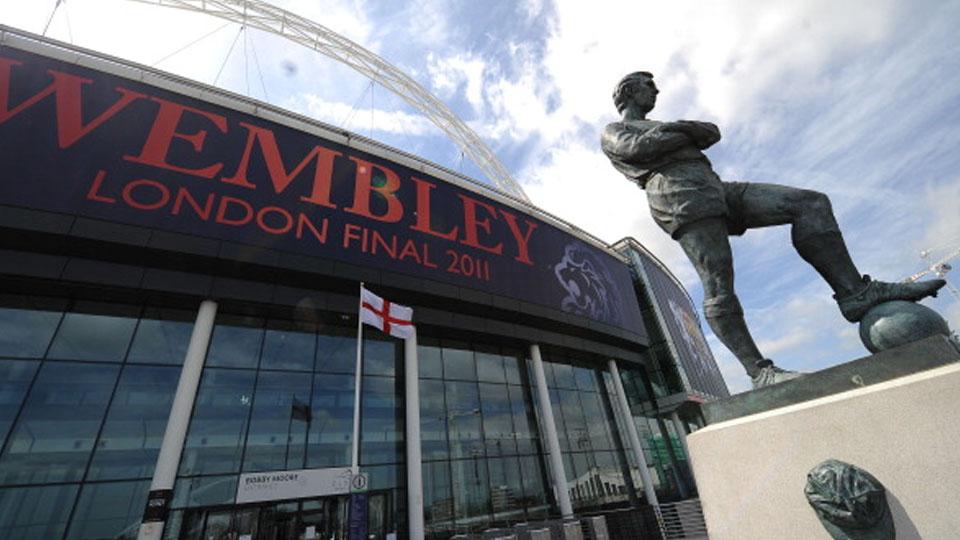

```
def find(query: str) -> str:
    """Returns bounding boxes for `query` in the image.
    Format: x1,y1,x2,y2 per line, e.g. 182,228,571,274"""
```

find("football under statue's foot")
836,275,946,323
751,359,803,389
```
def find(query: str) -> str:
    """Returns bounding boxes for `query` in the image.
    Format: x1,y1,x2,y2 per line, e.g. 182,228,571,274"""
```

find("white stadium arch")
127,0,530,202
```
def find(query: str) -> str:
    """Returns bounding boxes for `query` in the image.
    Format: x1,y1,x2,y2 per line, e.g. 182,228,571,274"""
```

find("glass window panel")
551,362,577,390
417,338,443,379
316,324,356,374
475,347,505,384
508,385,537,456
582,392,615,452
0,362,119,484
594,451,629,504
548,389,569,452
450,458,490,532
243,371,312,472
361,376,402,466
441,341,475,381
560,390,589,453
365,463,403,490
444,381,483,459
171,475,238,508
478,383,516,457
423,461,453,536
518,455,549,518
87,365,180,480
541,361,557,388
487,456,524,522
574,366,599,392
0,359,39,451
0,296,63,358
419,380,449,461
261,320,316,371
179,369,255,476
205,315,263,368
364,335,398,377
65,479,151,540
307,373,354,468
0,483,79,540
127,308,195,365
47,302,139,362
502,351,523,385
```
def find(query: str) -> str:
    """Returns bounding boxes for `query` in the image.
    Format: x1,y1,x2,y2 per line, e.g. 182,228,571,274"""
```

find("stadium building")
0,24,727,540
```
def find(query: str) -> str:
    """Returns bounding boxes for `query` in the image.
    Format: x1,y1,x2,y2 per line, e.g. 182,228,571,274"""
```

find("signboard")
235,467,352,504
0,45,644,335
635,254,729,398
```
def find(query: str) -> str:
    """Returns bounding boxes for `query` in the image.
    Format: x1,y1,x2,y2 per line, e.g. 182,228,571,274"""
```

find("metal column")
607,359,660,507
404,332,425,540
138,299,218,540
529,344,574,519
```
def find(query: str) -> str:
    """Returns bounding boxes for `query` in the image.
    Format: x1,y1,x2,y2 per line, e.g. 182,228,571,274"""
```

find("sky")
4,0,960,393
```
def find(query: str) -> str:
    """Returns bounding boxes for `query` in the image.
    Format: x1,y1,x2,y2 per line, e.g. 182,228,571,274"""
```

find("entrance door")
178,495,356,540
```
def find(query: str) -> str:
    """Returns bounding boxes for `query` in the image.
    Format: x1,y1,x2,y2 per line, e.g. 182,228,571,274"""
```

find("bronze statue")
601,71,945,388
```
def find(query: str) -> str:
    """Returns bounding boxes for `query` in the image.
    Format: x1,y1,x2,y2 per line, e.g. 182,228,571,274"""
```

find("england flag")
360,286,415,339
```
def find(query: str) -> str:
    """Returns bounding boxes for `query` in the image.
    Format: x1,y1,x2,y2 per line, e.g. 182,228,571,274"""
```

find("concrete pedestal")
689,360,960,539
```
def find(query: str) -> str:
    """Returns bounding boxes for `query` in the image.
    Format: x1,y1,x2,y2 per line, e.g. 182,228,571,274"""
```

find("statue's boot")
835,276,946,322
751,359,802,389
793,231,946,322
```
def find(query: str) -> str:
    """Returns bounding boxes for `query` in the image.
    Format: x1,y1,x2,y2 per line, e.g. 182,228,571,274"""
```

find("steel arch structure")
127,0,529,202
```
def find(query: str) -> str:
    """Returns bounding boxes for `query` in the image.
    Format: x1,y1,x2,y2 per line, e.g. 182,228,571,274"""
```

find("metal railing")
658,498,708,539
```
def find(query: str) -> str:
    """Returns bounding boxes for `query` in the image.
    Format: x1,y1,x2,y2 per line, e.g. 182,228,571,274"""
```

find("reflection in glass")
444,382,482,459
261,321,316,371
0,297,63,358
0,483,78,539
243,371,312,472
423,461,452,537
0,362,119,484
87,365,179,480
205,315,263,368
126,309,194,365
441,342,475,381
574,366,598,392
417,339,443,379
519,455,550,517
179,369,255,476
502,351,523,385
0,359,39,450
451,458,490,532
508,385,537,456
364,335,398,377
308,373,354,468
487,456,524,521
551,362,577,390
171,475,238,508
316,325,356,374
65,480,151,540
419,380,448,461
47,303,139,362
479,383,515,457
361,376,402,465
582,392,615,452
475,348,505,383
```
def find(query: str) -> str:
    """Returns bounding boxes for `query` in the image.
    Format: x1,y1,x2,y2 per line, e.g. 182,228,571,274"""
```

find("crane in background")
903,238,960,303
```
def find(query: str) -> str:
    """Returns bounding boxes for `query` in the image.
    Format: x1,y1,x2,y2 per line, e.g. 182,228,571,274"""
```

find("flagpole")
351,281,365,474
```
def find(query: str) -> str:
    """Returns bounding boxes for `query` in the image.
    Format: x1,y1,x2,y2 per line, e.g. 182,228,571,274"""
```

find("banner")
0,46,643,334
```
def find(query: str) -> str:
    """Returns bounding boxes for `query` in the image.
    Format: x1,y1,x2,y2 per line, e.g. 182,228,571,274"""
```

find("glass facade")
0,292,695,539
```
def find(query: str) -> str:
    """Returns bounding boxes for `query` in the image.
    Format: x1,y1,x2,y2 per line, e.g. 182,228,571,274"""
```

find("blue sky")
6,0,960,393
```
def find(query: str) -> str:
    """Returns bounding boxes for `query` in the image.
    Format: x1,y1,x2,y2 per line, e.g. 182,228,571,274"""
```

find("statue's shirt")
601,119,710,189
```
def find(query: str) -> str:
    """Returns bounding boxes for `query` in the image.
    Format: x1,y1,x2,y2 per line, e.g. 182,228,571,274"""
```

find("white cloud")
295,93,439,137
426,52,488,112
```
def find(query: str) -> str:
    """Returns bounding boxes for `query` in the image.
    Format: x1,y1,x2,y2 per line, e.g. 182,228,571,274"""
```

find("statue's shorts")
645,160,749,239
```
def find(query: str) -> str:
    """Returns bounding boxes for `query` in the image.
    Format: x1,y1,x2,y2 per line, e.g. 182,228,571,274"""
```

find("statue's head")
613,71,657,115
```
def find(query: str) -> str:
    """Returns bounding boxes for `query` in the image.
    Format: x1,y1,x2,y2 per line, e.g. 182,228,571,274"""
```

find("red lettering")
215,196,253,226
172,187,214,220
256,206,294,235
499,210,538,265
457,194,503,255
85,170,116,203
422,243,438,268
124,97,226,178
344,158,403,223
296,214,328,244
122,179,170,210
0,58,145,148
409,177,458,240
372,230,398,259
343,223,363,249
221,122,340,208
398,239,422,265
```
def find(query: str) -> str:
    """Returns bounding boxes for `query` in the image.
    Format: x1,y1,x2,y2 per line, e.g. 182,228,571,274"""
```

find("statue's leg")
676,217,766,377
733,184,862,297
734,183,945,321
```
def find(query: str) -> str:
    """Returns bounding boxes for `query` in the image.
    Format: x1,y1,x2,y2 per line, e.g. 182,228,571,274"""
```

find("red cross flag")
360,286,415,339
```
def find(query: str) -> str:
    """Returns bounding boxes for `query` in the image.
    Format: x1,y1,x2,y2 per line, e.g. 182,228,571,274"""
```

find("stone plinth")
689,353,960,540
